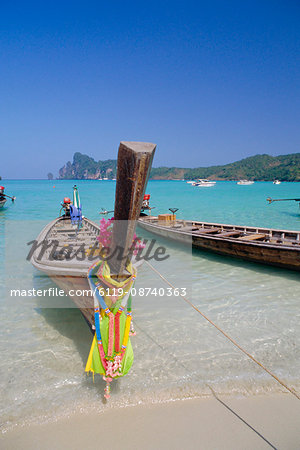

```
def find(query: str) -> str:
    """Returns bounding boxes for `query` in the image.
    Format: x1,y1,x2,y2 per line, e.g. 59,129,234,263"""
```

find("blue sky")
1,0,300,178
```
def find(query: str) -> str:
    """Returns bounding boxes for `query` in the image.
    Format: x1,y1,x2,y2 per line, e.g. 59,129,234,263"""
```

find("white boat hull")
237,181,254,185
192,179,216,187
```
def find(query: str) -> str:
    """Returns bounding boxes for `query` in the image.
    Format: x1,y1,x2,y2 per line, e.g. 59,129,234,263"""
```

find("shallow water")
1,180,300,430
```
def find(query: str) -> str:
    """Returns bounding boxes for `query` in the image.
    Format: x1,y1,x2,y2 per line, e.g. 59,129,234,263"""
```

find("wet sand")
2,393,300,450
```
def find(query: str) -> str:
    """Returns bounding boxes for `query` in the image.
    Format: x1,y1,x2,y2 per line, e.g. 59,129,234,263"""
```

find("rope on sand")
145,261,300,401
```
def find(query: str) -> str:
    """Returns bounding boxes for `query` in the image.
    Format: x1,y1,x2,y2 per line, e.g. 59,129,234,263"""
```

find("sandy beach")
2,393,300,450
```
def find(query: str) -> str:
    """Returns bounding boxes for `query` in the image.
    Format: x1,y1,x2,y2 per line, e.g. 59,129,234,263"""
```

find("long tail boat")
0,186,16,208
31,141,155,326
30,141,156,397
138,215,300,271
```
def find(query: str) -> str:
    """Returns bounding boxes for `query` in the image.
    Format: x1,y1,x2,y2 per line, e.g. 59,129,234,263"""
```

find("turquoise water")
1,179,300,228
1,180,300,431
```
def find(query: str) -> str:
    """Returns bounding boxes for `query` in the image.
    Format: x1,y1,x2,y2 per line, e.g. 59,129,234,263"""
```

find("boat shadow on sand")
33,274,91,352
32,273,122,398
192,246,300,282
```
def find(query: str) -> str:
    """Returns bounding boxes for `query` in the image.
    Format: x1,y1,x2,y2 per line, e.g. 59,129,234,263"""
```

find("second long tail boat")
138,214,300,271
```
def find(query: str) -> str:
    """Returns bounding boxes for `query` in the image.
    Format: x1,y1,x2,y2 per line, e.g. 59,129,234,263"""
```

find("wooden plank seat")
192,227,220,235
54,228,80,233
180,226,200,232
216,231,242,238
238,233,267,241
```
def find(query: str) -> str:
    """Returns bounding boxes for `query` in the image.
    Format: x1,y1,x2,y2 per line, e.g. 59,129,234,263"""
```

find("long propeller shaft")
267,197,300,204
3,194,16,201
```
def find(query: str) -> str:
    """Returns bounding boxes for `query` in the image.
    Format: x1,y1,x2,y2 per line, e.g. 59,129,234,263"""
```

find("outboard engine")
0,186,5,200
61,197,72,217
142,194,150,210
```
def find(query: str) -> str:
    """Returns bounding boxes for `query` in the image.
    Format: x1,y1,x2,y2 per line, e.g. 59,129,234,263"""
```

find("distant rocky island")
59,153,117,180
58,152,300,181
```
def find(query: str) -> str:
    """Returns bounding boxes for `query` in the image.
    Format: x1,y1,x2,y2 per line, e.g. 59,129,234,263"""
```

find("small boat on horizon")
273,180,281,185
237,180,254,185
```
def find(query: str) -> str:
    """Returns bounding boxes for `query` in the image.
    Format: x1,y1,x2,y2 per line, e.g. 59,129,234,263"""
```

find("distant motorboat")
273,180,281,185
193,179,216,187
237,180,254,185
186,180,194,184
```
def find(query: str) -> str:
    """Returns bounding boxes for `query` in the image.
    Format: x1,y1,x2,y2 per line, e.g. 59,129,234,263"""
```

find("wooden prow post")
109,141,156,277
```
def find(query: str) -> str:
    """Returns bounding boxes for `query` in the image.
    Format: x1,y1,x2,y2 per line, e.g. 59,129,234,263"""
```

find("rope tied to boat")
145,261,300,401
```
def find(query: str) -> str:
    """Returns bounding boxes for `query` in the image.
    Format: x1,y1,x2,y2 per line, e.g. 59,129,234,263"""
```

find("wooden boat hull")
0,199,7,208
138,217,300,271
30,216,104,328
31,216,143,328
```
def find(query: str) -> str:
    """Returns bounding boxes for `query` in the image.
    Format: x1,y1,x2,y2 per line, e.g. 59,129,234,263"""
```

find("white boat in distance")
193,179,216,187
273,180,281,185
237,180,254,185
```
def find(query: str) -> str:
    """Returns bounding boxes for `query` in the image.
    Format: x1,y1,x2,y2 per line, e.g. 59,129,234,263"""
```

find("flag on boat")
70,185,82,225
73,185,81,209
